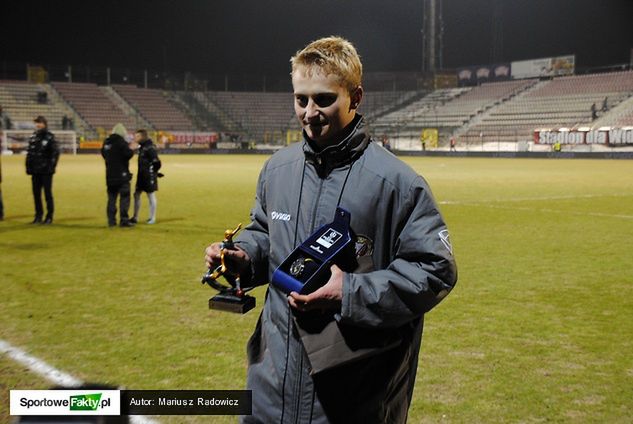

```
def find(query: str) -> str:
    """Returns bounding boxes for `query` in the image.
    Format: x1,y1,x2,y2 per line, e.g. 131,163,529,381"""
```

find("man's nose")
305,100,319,119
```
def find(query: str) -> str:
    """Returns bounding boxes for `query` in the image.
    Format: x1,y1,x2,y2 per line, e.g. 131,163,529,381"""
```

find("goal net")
1,130,78,154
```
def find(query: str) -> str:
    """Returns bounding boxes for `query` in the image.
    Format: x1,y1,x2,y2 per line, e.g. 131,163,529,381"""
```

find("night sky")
3,0,632,75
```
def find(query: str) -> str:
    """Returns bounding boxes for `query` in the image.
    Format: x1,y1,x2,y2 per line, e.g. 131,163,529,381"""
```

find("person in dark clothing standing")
26,116,59,224
0,105,8,221
0,105,10,220
131,129,161,225
0,153,4,221
101,123,134,227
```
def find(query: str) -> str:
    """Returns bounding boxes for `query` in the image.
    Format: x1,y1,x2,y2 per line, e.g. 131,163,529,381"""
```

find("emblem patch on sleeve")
354,235,374,257
438,229,453,254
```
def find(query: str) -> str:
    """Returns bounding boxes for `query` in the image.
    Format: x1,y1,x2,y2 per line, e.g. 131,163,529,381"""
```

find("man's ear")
349,86,364,111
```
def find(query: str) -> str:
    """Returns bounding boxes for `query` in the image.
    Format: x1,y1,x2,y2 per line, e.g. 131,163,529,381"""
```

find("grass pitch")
1,154,632,423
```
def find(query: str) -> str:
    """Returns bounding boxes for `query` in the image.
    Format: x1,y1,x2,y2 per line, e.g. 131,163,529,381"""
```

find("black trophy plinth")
209,292,256,314
201,224,256,314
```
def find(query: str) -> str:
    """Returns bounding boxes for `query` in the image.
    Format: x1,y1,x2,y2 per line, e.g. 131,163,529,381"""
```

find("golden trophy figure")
201,224,256,313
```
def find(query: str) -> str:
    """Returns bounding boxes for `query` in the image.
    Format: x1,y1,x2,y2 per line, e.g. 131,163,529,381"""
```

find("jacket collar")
302,114,371,177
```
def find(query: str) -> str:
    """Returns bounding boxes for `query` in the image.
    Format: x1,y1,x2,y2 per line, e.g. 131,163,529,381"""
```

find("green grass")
1,154,632,423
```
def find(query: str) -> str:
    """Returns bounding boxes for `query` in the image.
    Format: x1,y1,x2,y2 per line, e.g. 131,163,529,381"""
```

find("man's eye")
314,94,336,107
295,96,308,108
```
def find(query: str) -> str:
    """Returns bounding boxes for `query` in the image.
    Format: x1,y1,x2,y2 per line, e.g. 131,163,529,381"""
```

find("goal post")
1,130,78,154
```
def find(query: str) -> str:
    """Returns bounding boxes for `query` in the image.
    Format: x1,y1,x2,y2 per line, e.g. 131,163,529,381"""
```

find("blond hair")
290,36,362,94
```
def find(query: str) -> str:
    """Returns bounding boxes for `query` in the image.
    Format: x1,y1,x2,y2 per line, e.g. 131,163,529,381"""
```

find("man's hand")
204,242,251,274
288,264,344,312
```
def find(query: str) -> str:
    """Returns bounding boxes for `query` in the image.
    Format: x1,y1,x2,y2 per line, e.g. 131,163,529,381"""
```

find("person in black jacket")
0,151,4,221
26,116,59,224
101,123,134,227
131,129,161,225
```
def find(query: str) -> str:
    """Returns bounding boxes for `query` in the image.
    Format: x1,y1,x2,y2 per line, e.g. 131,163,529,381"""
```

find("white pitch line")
0,339,159,424
0,339,81,387
439,193,633,205
462,203,633,220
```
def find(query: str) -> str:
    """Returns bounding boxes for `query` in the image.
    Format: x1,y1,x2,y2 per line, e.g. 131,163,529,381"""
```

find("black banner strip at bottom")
121,390,252,415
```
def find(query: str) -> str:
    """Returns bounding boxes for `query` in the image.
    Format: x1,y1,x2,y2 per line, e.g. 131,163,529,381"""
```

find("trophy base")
209,293,256,314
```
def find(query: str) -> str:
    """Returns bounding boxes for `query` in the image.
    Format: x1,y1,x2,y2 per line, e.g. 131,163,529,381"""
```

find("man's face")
35,122,46,131
292,66,360,146
134,132,144,143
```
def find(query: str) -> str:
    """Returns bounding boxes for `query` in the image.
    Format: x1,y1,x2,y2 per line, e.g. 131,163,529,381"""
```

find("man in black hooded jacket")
101,124,134,227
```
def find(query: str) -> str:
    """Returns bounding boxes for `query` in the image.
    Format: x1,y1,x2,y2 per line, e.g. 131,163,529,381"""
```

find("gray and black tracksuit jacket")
26,129,59,175
235,115,458,424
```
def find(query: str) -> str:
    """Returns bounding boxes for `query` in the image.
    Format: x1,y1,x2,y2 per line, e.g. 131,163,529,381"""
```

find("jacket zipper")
292,170,324,424
310,175,325,232
293,355,304,423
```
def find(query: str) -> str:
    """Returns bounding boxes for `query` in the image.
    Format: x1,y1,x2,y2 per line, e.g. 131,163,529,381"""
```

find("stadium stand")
2,69,631,150
51,82,141,135
592,94,633,127
181,90,422,143
111,85,197,131
0,80,89,133
359,90,421,120
461,71,633,143
201,91,296,142
372,80,534,139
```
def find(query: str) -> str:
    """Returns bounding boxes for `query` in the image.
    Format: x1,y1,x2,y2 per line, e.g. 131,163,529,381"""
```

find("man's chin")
306,126,328,142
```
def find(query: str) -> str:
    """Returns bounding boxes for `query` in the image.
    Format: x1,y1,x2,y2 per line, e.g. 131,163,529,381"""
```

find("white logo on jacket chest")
271,211,291,221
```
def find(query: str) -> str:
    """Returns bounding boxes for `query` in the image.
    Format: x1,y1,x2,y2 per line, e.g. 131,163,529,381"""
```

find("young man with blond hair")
205,36,457,423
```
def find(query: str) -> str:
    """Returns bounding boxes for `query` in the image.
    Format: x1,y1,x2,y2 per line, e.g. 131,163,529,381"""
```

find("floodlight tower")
491,0,503,63
422,0,444,72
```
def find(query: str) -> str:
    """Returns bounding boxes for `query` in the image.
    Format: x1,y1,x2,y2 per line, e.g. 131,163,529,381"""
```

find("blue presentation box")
272,207,358,295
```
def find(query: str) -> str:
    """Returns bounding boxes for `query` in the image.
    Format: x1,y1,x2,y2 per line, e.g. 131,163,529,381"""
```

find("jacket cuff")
234,241,259,287
336,272,354,323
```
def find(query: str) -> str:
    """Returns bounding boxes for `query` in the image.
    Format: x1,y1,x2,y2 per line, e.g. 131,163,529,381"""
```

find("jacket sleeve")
123,141,133,160
338,176,457,329
48,134,60,173
234,160,270,287
148,146,161,171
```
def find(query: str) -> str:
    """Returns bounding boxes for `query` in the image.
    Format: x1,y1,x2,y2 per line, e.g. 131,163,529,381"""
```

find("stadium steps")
0,81,89,134
193,92,243,134
366,90,428,123
169,91,217,132
455,79,543,137
371,88,470,135
590,94,633,127
110,85,198,132
51,82,139,138
101,86,153,131
42,84,93,137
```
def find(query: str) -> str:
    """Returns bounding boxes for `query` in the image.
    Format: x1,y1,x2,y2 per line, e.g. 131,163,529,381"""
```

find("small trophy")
272,207,358,295
201,224,256,314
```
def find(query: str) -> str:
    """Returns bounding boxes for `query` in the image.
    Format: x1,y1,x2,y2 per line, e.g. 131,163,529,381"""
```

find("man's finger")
288,292,311,310
289,291,311,303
